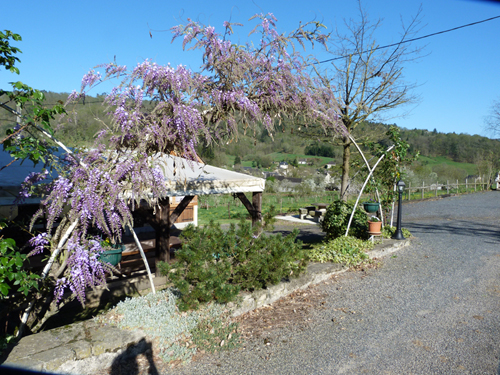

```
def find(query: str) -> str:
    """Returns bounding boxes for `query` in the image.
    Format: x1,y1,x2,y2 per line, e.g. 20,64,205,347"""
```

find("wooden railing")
404,177,491,201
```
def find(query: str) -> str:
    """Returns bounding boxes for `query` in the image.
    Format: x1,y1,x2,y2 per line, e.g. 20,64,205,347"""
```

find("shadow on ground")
405,219,500,242
270,223,325,246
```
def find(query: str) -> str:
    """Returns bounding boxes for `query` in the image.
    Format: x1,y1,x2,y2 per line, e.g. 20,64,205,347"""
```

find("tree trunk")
155,198,170,276
340,135,351,201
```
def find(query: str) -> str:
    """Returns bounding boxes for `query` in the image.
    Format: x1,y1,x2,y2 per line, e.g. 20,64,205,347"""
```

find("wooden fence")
404,176,490,201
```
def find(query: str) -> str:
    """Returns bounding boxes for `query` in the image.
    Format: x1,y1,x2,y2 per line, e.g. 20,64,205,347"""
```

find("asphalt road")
169,191,500,375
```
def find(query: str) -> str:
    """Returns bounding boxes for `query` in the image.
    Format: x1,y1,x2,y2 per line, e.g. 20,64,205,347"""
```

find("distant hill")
2,91,499,182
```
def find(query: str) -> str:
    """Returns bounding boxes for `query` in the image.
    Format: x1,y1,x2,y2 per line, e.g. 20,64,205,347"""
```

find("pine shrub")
158,219,307,311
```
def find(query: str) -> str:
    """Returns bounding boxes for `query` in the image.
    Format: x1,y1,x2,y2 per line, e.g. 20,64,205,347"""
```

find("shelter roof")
153,154,266,196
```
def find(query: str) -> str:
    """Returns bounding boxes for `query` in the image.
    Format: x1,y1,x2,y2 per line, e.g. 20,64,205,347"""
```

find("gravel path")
165,191,500,374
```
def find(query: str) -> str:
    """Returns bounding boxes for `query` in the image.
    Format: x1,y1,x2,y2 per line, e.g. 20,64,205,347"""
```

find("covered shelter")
132,154,266,271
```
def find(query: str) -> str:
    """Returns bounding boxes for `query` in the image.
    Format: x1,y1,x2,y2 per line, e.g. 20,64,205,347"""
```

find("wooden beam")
169,195,195,224
236,192,263,227
236,192,253,213
131,196,195,275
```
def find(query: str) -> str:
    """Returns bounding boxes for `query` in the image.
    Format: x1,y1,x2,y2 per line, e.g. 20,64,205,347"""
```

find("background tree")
319,3,423,200
0,30,71,336
485,98,500,139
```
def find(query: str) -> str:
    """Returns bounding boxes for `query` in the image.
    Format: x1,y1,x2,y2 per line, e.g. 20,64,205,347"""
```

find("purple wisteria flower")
81,70,102,92
54,236,107,306
28,232,50,256
14,170,48,205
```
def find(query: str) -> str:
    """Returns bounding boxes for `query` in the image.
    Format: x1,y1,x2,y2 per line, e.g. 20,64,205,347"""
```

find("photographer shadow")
109,338,159,375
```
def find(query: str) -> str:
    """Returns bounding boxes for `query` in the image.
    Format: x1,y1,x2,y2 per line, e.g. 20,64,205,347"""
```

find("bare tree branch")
321,1,425,199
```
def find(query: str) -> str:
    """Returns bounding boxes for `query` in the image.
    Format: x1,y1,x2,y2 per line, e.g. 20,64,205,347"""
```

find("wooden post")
136,195,194,276
408,182,411,201
236,192,263,227
456,179,458,194
421,181,424,200
435,181,438,197
155,197,170,274
252,192,263,226
447,180,449,194
466,178,468,193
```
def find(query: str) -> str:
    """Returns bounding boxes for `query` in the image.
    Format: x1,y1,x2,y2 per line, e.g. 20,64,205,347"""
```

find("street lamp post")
392,180,406,240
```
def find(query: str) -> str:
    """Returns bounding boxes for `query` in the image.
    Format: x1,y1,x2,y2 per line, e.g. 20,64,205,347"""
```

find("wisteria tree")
13,14,344,334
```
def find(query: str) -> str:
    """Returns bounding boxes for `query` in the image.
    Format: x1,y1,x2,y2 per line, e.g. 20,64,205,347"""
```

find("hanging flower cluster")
53,236,108,305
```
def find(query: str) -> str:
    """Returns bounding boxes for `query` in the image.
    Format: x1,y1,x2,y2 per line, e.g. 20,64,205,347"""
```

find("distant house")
298,159,307,165
274,176,303,184
325,161,336,169
279,161,289,169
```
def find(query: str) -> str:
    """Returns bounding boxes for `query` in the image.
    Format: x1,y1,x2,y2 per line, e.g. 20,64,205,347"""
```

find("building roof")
0,151,266,206
153,154,266,196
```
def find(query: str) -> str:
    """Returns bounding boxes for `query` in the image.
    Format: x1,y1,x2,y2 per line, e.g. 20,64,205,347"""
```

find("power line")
5,13,500,106
314,14,500,65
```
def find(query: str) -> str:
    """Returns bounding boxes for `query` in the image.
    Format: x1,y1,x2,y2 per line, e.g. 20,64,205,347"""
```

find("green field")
197,181,491,227
227,153,335,169
197,191,340,226
267,152,333,164
417,155,478,176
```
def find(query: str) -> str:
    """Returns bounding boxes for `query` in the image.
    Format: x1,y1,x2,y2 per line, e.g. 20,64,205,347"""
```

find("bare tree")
485,99,500,139
320,3,424,200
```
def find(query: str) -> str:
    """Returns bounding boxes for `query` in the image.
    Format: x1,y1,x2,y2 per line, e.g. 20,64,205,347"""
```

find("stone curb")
367,238,411,259
4,320,147,374
230,238,411,317
2,238,411,374
231,262,348,317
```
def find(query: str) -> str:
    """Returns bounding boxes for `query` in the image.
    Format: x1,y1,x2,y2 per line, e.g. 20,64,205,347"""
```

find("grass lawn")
197,192,340,226
417,155,478,176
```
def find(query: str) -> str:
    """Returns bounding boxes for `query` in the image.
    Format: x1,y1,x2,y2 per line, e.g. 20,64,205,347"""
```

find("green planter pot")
100,244,124,266
363,202,380,213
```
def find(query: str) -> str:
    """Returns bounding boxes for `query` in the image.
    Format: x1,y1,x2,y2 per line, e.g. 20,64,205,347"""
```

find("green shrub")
309,236,373,266
0,237,40,297
321,200,368,240
381,225,412,239
158,219,307,311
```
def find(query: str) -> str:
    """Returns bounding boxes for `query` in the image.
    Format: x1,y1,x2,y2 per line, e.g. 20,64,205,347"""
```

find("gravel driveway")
167,191,500,374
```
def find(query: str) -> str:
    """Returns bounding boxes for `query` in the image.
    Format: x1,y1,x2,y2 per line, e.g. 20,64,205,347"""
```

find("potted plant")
367,216,382,235
99,238,125,266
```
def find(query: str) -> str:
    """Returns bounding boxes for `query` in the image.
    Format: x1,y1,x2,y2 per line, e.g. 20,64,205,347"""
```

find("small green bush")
321,200,368,240
0,237,40,297
158,219,307,311
381,225,412,239
309,236,373,266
